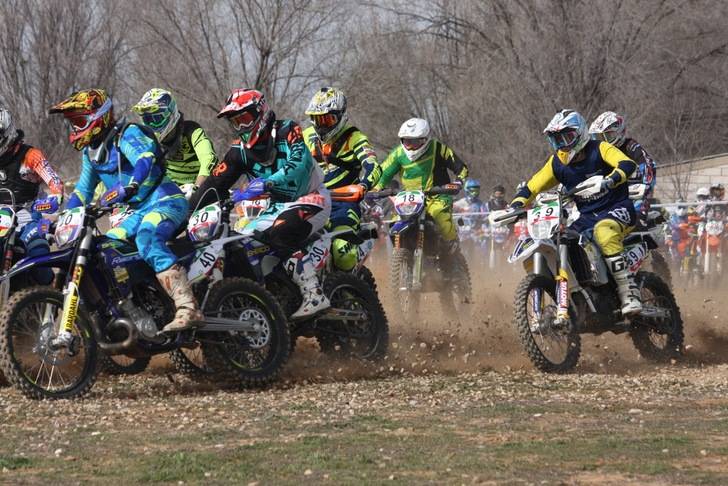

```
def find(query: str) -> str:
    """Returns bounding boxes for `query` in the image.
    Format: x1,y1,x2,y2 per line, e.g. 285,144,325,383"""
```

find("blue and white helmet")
543,109,589,163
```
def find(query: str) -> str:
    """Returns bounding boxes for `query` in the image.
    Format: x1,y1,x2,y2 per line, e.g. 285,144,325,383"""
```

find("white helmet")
0,109,17,157
543,110,589,163
305,87,348,143
398,118,431,161
696,187,710,199
589,111,626,146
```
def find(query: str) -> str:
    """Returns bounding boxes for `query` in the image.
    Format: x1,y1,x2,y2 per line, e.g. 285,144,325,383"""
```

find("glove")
100,183,138,207
231,178,271,203
31,195,62,214
510,200,525,210
601,178,616,192
180,183,198,201
20,218,52,245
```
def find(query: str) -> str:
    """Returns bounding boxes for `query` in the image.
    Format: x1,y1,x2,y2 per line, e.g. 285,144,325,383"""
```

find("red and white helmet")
589,111,626,146
218,89,274,149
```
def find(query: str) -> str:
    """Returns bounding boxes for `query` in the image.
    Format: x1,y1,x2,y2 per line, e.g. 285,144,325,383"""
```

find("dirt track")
1,252,728,484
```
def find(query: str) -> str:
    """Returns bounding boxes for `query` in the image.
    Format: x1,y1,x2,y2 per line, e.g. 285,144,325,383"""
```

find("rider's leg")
19,220,54,285
265,194,331,319
426,195,460,257
594,217,642,315
328,201,361,271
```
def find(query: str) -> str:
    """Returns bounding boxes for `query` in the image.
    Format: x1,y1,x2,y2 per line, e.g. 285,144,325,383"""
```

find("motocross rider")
132,89,217,200
302,87,381,271
454,179,488,230
589,112,656,226
49,89,201,336
373,118,469,269
189,89,331,319
511,109,641,315
487,185,508,212
0,108,64,285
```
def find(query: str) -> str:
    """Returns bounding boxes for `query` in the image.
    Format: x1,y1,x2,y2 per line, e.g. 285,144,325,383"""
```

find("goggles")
401,137,428,151
64,98,112,132
141,111,172,130
228,109,258,133
593,129,620,144
546,128,579,151
311,114,338,129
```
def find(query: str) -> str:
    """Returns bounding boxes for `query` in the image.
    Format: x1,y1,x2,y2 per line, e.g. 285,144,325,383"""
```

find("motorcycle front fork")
52,232,92,349
412,226,424,291
555,244,570,323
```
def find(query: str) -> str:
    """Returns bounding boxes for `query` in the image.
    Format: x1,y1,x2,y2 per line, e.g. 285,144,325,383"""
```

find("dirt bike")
228,185,388,361
0,202,291,399
369,185,472,319
491,178,683,373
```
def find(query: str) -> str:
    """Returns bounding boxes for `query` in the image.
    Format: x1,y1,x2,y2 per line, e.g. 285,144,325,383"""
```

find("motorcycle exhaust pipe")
96,317,139,355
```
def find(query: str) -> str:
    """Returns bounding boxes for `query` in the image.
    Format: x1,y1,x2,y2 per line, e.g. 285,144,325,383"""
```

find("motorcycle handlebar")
366,185,460,200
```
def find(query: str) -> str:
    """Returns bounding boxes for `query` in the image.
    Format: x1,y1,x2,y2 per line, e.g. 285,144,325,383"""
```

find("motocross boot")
157,264,204,332
605,254,642,316
290,251,330,319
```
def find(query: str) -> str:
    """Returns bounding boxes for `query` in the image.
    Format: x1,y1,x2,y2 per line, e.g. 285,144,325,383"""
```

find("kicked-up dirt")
1,250,727,484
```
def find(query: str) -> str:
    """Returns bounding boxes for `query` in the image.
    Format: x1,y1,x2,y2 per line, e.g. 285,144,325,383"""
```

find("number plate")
393,191,425,217
55,207,85,247
527,200,560,240
188,204,221,242
0,206,16,238
625,242,648,272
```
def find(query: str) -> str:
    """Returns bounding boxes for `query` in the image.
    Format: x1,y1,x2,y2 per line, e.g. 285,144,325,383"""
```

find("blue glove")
31,195,62,214
20,218,52,245
100,183,138,207
231,178,270,203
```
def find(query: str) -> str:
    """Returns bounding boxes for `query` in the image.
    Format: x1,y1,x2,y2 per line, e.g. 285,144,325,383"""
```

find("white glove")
574,175,606,198
180,183,198,201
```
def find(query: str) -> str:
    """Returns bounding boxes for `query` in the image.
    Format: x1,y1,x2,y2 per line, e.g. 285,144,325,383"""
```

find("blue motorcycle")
0,202,290,399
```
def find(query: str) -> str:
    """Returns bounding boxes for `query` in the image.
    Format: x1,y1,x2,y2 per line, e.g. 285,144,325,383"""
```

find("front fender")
389,220,414,235
510,238,558,277
2,247,75,280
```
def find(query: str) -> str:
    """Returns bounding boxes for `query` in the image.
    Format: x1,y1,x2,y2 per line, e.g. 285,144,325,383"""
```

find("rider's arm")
599,142,637,188
22,147,64,196
67,154,100,209
350,131,381,190
188,145,245,209
440,143,469,183
189,124,218,186
630,141,656,193
118,125,159,188
372,149,401,191
511,157,559,207
266,122,314,199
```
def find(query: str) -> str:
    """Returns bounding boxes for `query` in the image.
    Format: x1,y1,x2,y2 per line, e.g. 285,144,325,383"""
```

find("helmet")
675,206,687,217
710,183,725,200
492,184,505,195
696,187,710,200
49,89,113,150
543,109,589,163
305,87,348,143
217,89,273,149
464,179,481,199
589,111,626,146
0,109,17,157
132,88,181,143
398,118,431,161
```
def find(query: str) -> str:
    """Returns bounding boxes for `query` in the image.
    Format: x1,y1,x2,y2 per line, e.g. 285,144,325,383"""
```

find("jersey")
192,119,325,209
621,138,656,195
0,138,63,204
302,124,381,190
69,124,179,209
374,139,469,193
512,139,636,215
164,120,217,185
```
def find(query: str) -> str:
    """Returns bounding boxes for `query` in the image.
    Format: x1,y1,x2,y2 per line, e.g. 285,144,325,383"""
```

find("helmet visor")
546,129,579,151
401,137,428,151
228,109,258,133
311,114,338,130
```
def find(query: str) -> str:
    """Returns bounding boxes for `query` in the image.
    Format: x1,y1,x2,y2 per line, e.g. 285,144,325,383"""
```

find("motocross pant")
571,201,636,257
106,192,189,272
244,189,331,252
426,195,457,242
326,200,361,271
19,216,54,285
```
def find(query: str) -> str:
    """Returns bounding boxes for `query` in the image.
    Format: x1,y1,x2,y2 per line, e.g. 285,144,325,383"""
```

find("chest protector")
0,144,39,204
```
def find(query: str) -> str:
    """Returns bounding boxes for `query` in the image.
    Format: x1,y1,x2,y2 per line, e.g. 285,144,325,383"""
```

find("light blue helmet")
544,109,589,163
